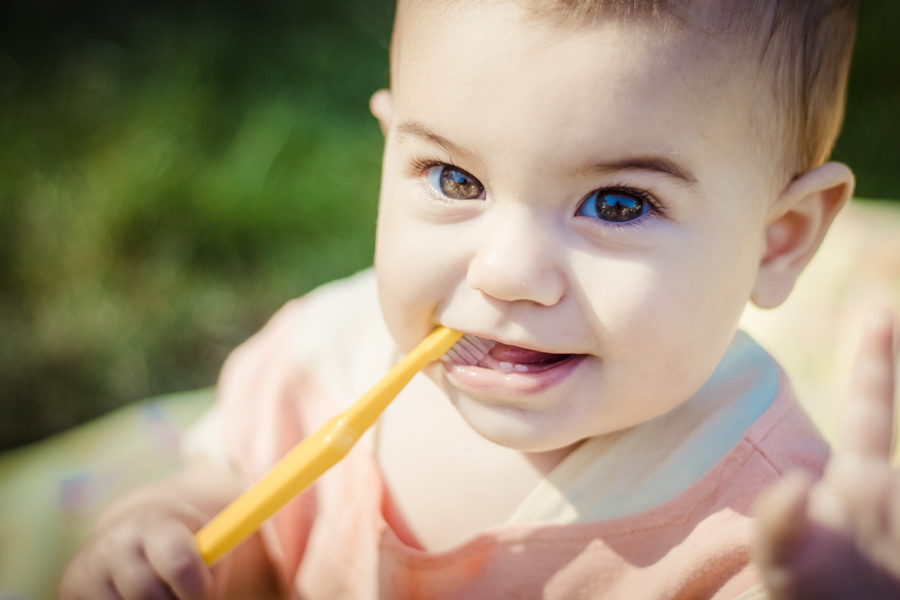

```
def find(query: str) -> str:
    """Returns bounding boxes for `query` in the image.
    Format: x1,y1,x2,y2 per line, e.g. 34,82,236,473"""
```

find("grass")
0,0,392,449
0,0,897,450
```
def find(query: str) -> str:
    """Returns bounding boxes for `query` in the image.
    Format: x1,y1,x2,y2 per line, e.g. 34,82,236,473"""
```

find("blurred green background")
0,0,897,451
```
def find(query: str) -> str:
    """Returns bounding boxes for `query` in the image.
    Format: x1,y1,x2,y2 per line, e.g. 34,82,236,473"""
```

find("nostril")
467,264,566,307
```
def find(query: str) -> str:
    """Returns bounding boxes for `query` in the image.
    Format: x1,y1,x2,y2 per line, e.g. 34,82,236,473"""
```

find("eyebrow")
395,121,475,161
580,155,699,186
397,120,698,186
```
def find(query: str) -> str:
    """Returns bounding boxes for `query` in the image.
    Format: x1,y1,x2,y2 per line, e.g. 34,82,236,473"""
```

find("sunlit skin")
375,1,817,454
371,0,854,552
59,1,900,598
755,310,900,600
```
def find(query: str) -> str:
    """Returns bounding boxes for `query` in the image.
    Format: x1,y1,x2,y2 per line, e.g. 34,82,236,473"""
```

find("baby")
61,0,900,598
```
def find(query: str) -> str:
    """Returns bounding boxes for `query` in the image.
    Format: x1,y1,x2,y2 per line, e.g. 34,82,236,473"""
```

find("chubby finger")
755,471,813,570
59,554,124,600
109,557,175,600
840,309,897,459
144,521,212,600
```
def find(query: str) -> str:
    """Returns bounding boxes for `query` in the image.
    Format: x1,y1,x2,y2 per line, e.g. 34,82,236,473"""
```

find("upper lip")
446,327,577,356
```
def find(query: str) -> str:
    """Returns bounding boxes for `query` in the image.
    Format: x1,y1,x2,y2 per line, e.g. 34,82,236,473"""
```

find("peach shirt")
199,271,829,599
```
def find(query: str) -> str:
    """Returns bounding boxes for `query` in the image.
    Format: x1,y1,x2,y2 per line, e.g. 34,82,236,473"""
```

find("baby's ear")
370,89,393,137
751,162,854,309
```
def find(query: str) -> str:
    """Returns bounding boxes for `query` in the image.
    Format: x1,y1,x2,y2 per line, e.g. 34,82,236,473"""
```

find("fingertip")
144,521,212,600
841,307,898,458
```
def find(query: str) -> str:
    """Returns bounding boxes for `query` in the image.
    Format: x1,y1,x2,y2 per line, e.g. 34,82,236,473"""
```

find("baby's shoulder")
273,267,385,351
221,268,397,410
741,379,831,481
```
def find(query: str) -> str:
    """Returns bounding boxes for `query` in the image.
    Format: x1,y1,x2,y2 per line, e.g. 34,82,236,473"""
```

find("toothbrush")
195,326,494,565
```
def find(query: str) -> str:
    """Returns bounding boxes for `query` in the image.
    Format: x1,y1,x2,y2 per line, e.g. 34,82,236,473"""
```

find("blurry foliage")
835,0,900,199
0,0,897,450
0,0,392,449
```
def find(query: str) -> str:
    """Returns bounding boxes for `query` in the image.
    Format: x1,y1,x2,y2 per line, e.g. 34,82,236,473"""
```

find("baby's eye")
427,165,486,200
576,190,650,223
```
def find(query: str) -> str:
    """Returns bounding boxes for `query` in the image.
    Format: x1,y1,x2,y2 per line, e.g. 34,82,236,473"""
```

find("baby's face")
375,1,775,452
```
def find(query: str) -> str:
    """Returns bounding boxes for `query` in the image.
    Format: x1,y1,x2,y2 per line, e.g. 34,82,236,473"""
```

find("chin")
452,392,583,452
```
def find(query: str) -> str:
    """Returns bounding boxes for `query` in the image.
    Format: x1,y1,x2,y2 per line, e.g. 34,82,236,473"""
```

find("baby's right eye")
426,165,486,200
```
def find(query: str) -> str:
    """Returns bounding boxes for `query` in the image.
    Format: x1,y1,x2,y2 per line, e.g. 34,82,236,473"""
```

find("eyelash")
582,183,666,229
410,157,446,175
410,157,473,205
408,157,666,226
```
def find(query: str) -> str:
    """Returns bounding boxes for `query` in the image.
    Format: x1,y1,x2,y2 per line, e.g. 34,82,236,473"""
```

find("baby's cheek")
573,255,660,336
375,220,464,351
574,256,724,402
376,265,433,352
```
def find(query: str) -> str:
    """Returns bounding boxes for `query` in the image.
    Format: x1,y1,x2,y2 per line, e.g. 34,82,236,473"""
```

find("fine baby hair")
60,0,900,599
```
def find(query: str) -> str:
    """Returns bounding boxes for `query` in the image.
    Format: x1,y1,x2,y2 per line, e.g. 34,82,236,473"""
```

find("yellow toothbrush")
195,326,493,565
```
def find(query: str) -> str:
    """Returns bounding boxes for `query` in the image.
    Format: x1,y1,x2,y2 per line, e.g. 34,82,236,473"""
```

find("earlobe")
370,89,393,137
751,162,855,309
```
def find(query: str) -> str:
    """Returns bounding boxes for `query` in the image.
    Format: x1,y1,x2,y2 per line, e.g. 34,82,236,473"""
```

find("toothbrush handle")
194,326,462,565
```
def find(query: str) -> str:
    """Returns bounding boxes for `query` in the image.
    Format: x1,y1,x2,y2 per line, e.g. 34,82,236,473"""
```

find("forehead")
391,1,763,189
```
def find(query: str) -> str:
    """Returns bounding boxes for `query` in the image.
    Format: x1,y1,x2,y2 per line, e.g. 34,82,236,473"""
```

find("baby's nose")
466,207,566,306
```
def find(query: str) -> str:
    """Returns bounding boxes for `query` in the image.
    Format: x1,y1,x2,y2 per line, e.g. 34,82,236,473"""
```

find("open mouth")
478,342,575,373
444,335,576,373
442,334,585,396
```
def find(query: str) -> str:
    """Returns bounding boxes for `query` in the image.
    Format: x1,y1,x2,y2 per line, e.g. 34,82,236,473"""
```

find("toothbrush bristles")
442,334,496,366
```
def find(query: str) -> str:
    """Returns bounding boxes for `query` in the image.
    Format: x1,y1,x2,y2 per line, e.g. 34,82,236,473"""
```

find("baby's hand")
60,501,216,600
754,309,900,599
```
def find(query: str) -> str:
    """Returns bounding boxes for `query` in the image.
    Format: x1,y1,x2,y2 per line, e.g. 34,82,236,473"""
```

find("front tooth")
514,364,529,372
499,361,514,372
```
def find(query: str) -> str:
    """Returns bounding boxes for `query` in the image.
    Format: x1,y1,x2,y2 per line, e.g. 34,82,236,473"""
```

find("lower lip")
442,354,587,396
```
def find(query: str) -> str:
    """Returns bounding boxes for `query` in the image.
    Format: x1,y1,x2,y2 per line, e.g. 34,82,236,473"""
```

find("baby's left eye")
576,190,650,223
